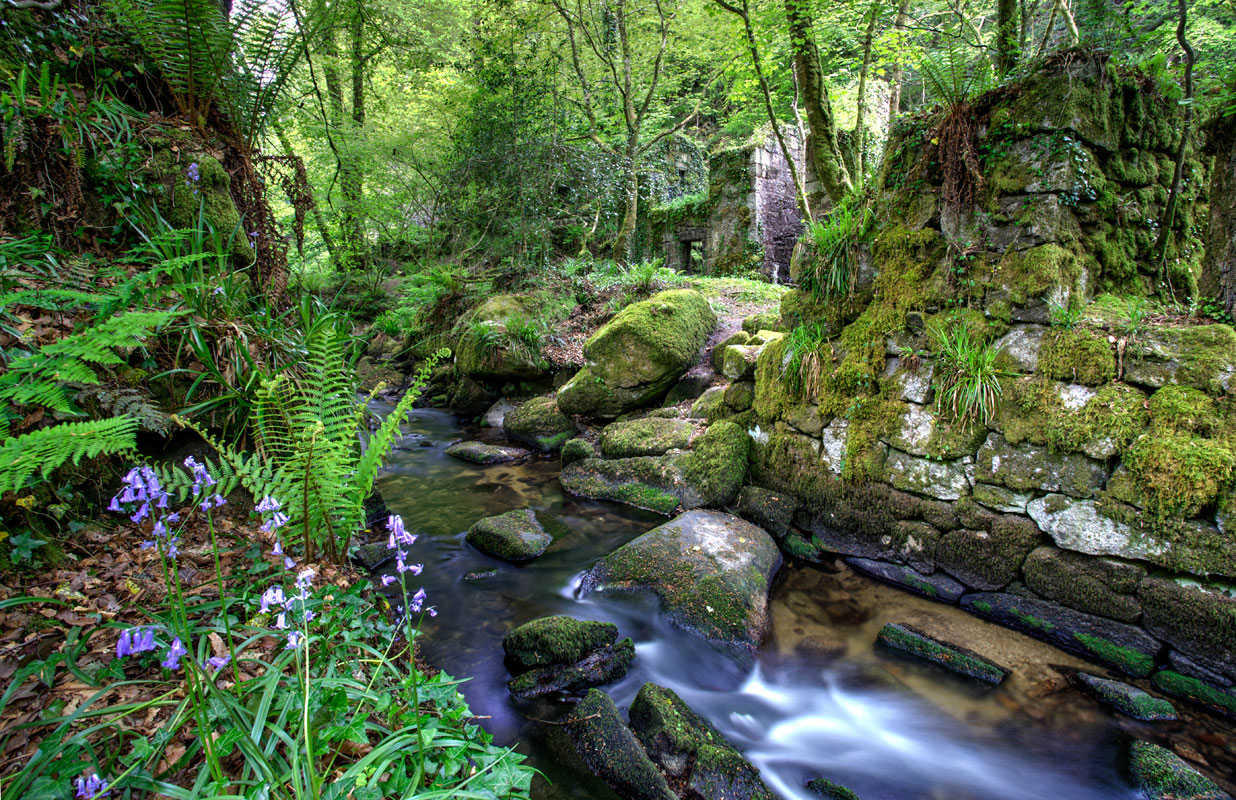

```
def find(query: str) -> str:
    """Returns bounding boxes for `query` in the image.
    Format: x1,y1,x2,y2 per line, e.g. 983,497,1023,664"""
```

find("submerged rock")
628,682,774,800
582,510,781,649
1151,671,1236,720
1075,672,1176,721
806,778,861,800
445,440,530,465
503,396,576,451
466,509,552,562
564,690,677,800
876,623,1007,685
846,558,966,604
962,592,1161,677
1126,739,1231,800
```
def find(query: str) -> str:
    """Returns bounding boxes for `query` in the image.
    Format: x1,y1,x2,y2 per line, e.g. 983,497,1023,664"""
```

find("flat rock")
1022,546,1144,624
507,639,635,700
1151,670,1236,720
503,616,619,670
1126,739,1231,800
1075,672,1176,721
962,592,1161,677
564,690,677,800
847,558,966,603
351,542,393,571
876,623,1008,685
445,440,530,465
582,510,782,649
600,417,693,458
466,508,552,562
976,433,1105,497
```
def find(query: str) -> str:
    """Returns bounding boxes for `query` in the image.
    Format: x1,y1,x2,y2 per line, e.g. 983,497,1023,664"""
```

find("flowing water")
373,407,1235,800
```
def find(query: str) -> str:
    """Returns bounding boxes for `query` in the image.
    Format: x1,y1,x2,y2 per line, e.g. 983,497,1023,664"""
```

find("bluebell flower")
186,162,200,182
116,627,158,658
161,638,187,670
260,586,286,613
272,540,283,556
74,772,108,799
261,511,289,534
273,612,288,630
256,496,281,513
409,588,427,613
286,631,302,649
207,654,231,671
284,556,295,570
381,574,397,587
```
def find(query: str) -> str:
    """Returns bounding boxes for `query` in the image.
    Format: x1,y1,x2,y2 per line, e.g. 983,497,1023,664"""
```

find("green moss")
1151,670,1236,719
1037,329,1116,386
723,381,755,411
565,690,677,800
712,330,751,370
876,623,1007,685
585,288,716,380
600,418,692,458
1124,433,1236,518
973,599,993,614
743,311,781,334
1011,609,1057,633
1073,633,1155,677
504,396,576,451
1076,673,1177,721
999,380,1149,456
1126,739,1229,800
561,437,595,467
678,421,751,507
502,616,618,669
806,778,861,800
1149,386,1222,436
466,509,553,561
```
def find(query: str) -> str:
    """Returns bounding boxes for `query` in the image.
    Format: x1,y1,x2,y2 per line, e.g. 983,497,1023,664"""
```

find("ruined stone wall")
732,54,1236,712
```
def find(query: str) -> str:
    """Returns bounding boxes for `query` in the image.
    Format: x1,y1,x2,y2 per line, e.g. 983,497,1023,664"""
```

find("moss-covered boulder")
600,417,693,458
1138,577,1236,684
503,616,634,700
629,683,775,800
564,690,677,800
503,396,576,451
876,623,1008,684
1075,672,1177,721
465,509,552,562
735,485,798,539
448,377,499,416
935,516,1041,591
712,330,751,371
454,295,547,382
582,510,782,648
148,138,252,266
689,386,732,422
557,289,717,419
724,381,755,411
1125,739,1231,800
806,778,861,800
962,592,1162,676
561,437,596,467
445,441,530,465
1022,546,1144,623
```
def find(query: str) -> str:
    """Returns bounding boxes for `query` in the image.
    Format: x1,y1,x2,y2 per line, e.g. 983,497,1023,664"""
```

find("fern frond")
0,417,139,496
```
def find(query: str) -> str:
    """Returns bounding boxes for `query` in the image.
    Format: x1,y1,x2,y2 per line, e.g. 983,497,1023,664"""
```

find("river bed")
372,406,1234,800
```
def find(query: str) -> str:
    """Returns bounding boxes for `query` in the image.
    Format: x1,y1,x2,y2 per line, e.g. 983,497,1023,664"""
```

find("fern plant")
0,417,139,496
177,318,449,562
917,33,995,111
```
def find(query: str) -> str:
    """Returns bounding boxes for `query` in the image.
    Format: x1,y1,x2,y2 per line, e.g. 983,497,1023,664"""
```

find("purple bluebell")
409,588,427,613
272,540,283,556
207,654,231,671
273,612,288,630
260,586,286,613
284,556,295,570
161,637,187,670
286,631,303,649
256,496,281,513
381,574,397,587
261,511,289,534
74,772,108,799
186,162,200,182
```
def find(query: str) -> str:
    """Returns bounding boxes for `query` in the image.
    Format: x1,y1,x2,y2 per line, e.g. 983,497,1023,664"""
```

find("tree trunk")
996,0,1019,75
615,147,640,264
853,0,882,183
1153,0,1194,279
784,0,852,205
340,3,368,269
886,0,911,120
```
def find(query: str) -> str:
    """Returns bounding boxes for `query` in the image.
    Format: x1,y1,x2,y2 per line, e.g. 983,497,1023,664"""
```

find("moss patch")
1073,633,1155,677
1037,329,1116,386
876,623,1008,685
504,396,576,451
1126,739,1229,800
677,421,751,507
1150,670,1236,720
561,437,596,467
1123,433,1236,518
502,615,618,669
466,509,553,562
600,418,693,458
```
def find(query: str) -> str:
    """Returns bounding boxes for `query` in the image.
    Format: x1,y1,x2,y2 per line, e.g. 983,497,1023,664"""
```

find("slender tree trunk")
273,121,340,264
714,0,811,218
615,143,640,264
1153,0,1195,277
1056,0,1080,44
887,0,911,120
341,3,368,269
853,0,882,183
784,0,852,204
1035,0,1059,58
996,0,1019,74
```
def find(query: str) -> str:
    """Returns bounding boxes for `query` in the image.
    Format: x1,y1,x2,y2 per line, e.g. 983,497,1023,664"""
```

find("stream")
371,407,1229,800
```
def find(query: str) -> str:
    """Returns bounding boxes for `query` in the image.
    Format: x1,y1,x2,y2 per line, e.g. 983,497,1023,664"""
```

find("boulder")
724,381,755,411
1075,673,1177,721
1125,739,1231,800
483,398,518,429
356,356,404,392
564,690,677,800
1123,324,1236,395
351,542,393,571
582,510,782,648
600,417,693,458
560,437,596,467
711,330,751,371
629,683,774,800
448,377,498,416
876,623,1007,685
454,295,546,382
962,592,1162,676
503,616,634,700
847,558,966,603
445,441,530,465
806,778,861,800
735,485,798,539
466,509,552,562
557,289,717,418
688,386,732,422
993,324,1047,373
722,344,761,380
1139,577,1236,683
975,433,1106,497
503,396,576,451
1022,546,1144,623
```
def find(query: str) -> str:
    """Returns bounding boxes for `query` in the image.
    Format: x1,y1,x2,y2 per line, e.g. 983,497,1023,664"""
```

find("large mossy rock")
445,441,530,465
465,509,552,562
560,421,750,514
564,690,677,800
147,136,252,266
600,417,693,458
503,616,634,700
1126,739,1231,800
557,289,716,418
582,510,781,648
628,683,775,800
454,295,547,382
503,396,576,451
1138,577,1236,683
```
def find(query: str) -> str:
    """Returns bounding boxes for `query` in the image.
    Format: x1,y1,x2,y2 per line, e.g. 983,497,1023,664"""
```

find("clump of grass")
783,322,830,399
506,313,546,354
1047,297,1083,329
469,320,505,356
1126,296,1148,338
932,324,1010,429
801,200,872,301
